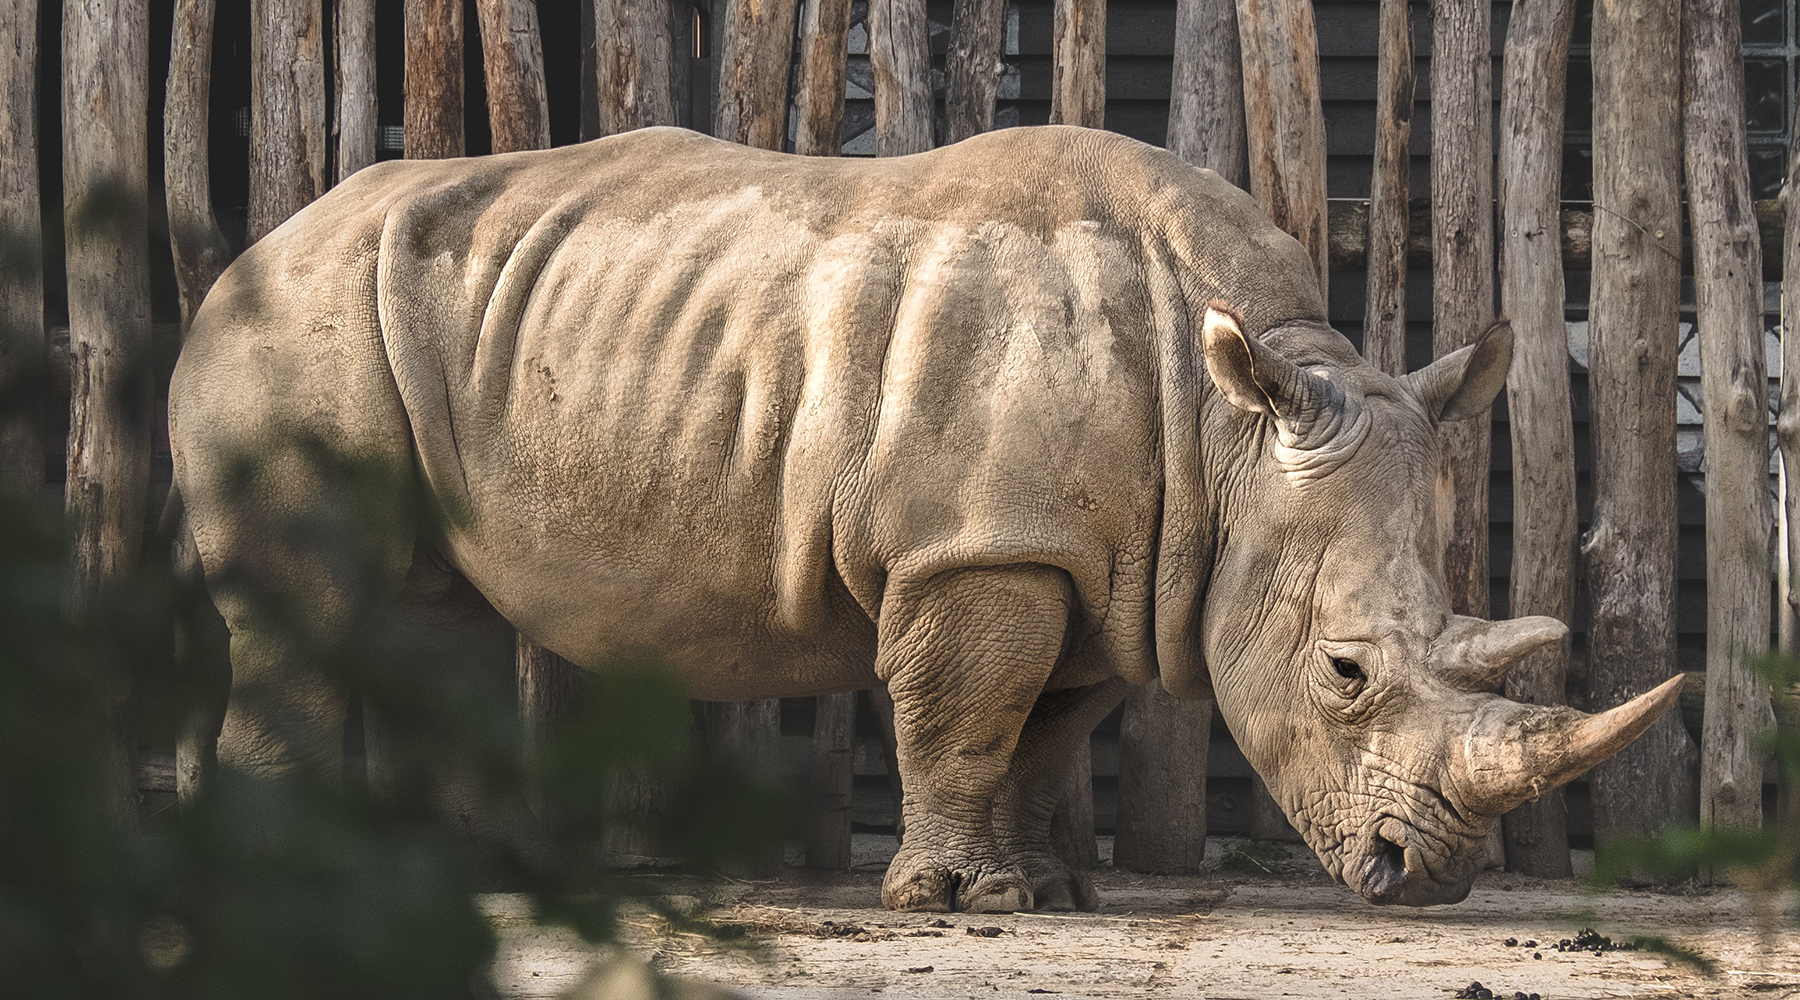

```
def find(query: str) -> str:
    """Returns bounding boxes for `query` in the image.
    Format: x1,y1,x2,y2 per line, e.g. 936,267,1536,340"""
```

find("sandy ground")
485,836,1800,1000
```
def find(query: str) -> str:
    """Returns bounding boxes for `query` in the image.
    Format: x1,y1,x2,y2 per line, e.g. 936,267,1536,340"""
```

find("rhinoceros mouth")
1353,818,1473,906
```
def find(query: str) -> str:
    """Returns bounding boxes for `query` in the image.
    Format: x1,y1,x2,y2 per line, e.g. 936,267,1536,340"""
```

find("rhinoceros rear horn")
1402,319,1514,423
1201,302,1346,446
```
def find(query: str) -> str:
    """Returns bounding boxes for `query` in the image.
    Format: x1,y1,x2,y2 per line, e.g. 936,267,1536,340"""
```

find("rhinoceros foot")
1014,851,1097,912
880,848,1034,912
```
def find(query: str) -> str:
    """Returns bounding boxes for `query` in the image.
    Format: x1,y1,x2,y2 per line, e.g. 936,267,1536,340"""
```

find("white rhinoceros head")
1194,302,1681,906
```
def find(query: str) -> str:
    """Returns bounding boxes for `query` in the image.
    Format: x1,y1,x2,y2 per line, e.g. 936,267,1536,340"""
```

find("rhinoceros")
168,125,1681,913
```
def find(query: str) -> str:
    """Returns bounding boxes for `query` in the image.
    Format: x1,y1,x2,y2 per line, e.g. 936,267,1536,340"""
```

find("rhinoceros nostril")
1360,827,1411,902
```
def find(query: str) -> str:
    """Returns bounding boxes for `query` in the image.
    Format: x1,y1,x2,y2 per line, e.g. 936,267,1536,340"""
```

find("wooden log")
867,685,906,842
1113,684,1208,871
580,0,599,141
1050,0,1104,128
1682,0,1774,848
944,0,1007,144
1582,0,1696,853
1049,744,1098,870
247,0,326,246
1236,0,1328,306
868,0,931,156
1496,0,1575,879
1430,0,1494,622
166,0,231,331
793,0,851,155
1361,0,1411,376
594,0,675,136
477,0,552,151
705,698,784,874
0,0,42,498
516,635,584,801
336,0,378,182
806,692,856,869
405,0,465,159
716,0,799,149
1778,49,1800,850
1166,0,1244,185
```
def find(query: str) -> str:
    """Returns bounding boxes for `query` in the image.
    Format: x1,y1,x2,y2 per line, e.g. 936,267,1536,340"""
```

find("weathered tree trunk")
406,0,465,159
1049,743,1098,871
706,698,784,874
1430,0,1494,622
166,0,231,331
64,0,153,825
806,692,856,869
248,0,326,245
593,0,675,136
1236,0,1327,305
1050,0,1103,129
477,0,551,150
516,635,583,795
336,0,377,182
1496,0,1575,878
1682,0,1774,849
1361,0,1411,376
1166,0,1243,184
943,0,1006,144
1582,0,1696,854
716,0,800,149
1114,685,1208,870
1777,67,1800,853
795,0,852,155
868,0,931,156
0,0,42,499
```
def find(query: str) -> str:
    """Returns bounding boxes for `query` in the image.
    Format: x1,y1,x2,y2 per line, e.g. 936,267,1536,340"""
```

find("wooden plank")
943,0,1006,143
717,0,799,149
1360,0,1410,375
869,0,932,154
166,0,232,331
1496,0,1574,879
478,0,552,150
248,0,326,245
594,0,675,135
1236,0,1328,306
0,0,42,497
1430,0,1493,621
795,0,852,155
1050,0,1104,128
1582,0,1696,854
405,0,465,159
1683,0,1775,849
335,0,378,182
1165,0,1244,185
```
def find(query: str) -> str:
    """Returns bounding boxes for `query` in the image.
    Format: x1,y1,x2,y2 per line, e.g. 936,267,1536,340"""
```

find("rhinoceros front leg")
876,564,1071,913
993,678,1131,911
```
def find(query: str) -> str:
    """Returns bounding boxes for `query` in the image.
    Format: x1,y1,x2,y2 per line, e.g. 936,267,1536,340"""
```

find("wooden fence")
1,0,1794,880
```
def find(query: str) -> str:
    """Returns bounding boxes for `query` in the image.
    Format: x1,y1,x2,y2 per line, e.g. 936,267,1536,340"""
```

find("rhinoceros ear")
1402,319,1514,423
1201,301,1345,442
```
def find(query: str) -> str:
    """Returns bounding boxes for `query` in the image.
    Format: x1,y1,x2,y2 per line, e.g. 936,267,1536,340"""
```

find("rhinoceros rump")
168,126,1681,912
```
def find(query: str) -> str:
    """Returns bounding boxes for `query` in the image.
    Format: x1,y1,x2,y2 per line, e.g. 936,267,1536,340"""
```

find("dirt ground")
485,836,1800,1000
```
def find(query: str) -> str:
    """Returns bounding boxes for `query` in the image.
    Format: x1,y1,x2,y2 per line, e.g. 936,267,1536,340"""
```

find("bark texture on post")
478,0,551,151
405,0,465,159
794,0,851,155
1236,0,1328,305
1361,0,1412,376
1779,66,1800,846
1496,0,1575,878
1582,0,1695,849
167,0,231,331
517,636,583,785
944,0,1006,144
594,0,675,136
1050,0,1103,128
1430,0,1494,620
706,698,784,874
336,0,377,182
868,0,932,156
717,0,800,149
0,0,42,498
1166,0,1244,185
248,0,326,245
1682,0,1774,841
1049,747,1098,871
1114,685,1208,870
806,692,856,869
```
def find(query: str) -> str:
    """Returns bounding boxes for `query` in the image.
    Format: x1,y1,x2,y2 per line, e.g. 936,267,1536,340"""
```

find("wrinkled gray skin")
169,126,1677,913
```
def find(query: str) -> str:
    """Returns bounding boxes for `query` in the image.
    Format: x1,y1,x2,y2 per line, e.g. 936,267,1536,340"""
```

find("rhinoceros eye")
1331,656,1364,681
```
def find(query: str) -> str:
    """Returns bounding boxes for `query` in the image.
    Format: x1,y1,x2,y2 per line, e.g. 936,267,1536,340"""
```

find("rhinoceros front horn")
1457,675,1686,816
1201,301,1347,449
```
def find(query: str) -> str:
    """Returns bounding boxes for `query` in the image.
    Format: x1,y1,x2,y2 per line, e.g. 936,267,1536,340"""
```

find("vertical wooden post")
1236,0,1327,306
64,0,153,825
594,0,675,135
0,0,42,499
406,0,466,159
336,0,378,182
806,692,855,869
1049,0,1103,129
794,0,851,155
516,635,583,794
868,0,931,156
477,0,552,151
1682,0,1774,846
248,0,327,246
1166,0,1244,184
716,0,800,149
944,0,1006,144
1582,0,1694,853
1361,0,1411,376
167,0,232,331
1497,0,1575,878
1777,75,1800,850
